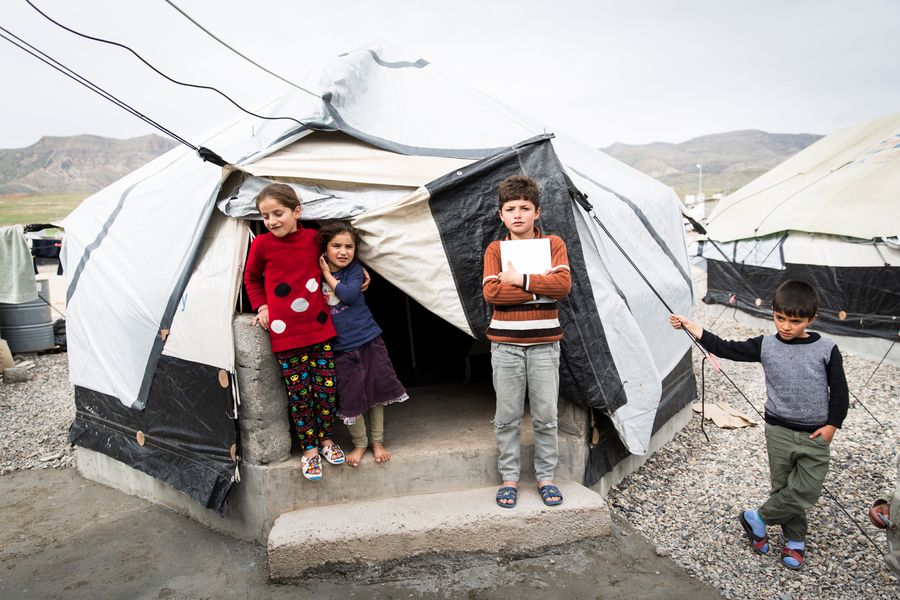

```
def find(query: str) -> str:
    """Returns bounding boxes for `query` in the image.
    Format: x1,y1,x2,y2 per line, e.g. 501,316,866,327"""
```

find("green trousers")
347,404,385,447
758,423,831,541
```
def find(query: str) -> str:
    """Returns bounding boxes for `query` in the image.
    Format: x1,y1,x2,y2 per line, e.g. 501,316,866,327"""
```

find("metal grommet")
136,431,145,447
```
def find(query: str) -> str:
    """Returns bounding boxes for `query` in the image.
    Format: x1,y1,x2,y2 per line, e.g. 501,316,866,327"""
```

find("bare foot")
372,442,391,463
346,447,366,467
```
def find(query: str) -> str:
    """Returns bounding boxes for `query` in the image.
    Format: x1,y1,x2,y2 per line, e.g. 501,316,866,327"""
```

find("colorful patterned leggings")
275,342,337,451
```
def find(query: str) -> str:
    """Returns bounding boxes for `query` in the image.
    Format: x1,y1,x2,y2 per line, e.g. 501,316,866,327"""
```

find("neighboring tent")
63,46,695,513
697,112,900,339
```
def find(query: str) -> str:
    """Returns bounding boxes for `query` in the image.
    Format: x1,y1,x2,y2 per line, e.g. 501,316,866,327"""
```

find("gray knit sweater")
699,330,849,432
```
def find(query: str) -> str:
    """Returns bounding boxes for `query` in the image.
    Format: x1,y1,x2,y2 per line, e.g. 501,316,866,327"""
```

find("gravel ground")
608,301,900,599
0,352,75,475
1,303,897,598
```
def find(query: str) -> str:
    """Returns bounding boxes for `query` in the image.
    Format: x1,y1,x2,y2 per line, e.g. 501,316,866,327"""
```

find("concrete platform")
78,382,587,544
267,480,611,580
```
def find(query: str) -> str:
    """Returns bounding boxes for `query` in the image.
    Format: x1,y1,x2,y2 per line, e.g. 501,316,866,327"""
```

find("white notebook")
499,238,551,274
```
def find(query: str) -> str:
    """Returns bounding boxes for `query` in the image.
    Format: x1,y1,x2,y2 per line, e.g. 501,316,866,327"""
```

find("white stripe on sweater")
489,318,560,331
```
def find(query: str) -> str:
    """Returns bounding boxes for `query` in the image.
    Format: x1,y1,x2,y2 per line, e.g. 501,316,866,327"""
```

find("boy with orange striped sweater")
482,175,571,509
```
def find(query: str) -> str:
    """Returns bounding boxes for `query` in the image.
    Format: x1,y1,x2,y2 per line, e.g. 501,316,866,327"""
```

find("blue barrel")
0,279,55,353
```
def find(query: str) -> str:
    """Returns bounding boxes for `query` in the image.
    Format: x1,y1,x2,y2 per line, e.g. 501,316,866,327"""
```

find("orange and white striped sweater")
482,230,571,345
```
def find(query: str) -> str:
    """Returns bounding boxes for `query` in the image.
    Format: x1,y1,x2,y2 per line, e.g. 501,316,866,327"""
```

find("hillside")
0,134,178,195
603,130,822,198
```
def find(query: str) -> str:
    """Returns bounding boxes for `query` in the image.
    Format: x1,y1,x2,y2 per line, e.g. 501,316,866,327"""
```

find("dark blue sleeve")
825,345,849,428
334,262,364,304
699,331,763,362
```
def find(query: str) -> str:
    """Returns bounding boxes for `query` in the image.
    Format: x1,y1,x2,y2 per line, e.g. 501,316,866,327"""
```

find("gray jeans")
491,341,560,482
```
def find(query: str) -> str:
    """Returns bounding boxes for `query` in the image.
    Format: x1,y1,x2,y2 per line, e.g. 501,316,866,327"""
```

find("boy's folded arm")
482,242,535,304
699,331,763,362
524,266,571,299
482,276,538,304
825,345,849,427
522,238,571,299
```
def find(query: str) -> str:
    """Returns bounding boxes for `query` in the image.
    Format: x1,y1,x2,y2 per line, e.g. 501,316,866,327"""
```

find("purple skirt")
334,335,408,424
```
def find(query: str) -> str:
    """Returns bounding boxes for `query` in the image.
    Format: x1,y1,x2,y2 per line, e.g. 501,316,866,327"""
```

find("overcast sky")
2,0,899,150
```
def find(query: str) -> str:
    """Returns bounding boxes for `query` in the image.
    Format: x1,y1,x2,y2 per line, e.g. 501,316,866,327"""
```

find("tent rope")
0,25,195,151
24,0,307,130
161,0,321,100
848,341,896,430
570,189,888,556
699,355,710,443
681,213,773,312
752,164,852,236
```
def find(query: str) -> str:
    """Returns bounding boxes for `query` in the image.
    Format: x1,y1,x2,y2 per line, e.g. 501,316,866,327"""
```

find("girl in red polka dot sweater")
243,183,346,481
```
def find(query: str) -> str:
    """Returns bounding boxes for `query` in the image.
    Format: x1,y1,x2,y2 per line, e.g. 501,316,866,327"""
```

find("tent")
63,46,696,514
697,112,900,339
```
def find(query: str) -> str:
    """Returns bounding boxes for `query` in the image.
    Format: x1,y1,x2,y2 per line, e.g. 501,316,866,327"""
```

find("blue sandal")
539,484,563,506
496,486,518,508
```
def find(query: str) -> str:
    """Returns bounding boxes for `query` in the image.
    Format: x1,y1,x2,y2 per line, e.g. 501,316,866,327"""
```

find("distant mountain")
0,134,178,195
603,130,822,199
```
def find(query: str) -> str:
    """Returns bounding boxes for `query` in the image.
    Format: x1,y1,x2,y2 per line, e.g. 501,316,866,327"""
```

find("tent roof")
705,112,900,242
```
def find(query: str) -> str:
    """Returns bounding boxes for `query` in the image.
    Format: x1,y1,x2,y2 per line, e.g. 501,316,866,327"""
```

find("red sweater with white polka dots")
244,227,336,353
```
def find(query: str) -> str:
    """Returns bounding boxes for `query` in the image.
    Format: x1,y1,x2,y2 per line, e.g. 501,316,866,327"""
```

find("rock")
3,367,31,383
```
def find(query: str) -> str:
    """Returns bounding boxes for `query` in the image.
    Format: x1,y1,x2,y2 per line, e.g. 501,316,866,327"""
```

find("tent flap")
427,136,627,411
68,355,237,514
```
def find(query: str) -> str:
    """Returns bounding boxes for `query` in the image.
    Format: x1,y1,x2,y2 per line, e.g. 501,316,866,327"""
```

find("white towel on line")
0,224,38,304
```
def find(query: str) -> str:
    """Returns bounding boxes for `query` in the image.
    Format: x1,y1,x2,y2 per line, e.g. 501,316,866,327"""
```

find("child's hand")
669,314,703,339
254,305,270,330
809,424,836,444
499,261,524,287
318,254,330,276
868,500,891,528
361,268,371,293
669,314,687,329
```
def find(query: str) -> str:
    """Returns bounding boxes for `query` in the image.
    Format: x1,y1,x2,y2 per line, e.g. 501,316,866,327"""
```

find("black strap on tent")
197,147,227,167
570,186,888,557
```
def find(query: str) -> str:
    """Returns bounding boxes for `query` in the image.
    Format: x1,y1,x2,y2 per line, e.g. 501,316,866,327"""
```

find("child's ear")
808,314,817,325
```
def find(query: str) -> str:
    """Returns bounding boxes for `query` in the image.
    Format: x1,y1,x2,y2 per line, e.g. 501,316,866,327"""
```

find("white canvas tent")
696,112,900,340
63,46,696,512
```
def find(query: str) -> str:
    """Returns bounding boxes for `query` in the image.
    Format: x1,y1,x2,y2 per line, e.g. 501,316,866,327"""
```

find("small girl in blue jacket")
317,222,408,467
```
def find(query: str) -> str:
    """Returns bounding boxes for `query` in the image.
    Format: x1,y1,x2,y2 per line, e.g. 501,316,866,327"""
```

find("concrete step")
267,480,611,580
226,383,587,541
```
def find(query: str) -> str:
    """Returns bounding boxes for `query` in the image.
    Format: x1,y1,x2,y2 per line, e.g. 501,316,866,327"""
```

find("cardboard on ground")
500,238,551,274
691,401,756,429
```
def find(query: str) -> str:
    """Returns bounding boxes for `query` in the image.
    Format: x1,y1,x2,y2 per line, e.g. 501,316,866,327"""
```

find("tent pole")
405,295,417,369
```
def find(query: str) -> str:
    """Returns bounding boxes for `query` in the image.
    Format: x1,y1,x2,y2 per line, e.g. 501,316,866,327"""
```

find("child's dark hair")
316,221,361,251
772,280,818,318
255,182,301,211
498,175,540,209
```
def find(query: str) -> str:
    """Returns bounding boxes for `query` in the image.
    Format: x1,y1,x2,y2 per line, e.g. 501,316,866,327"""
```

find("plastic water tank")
0,279,55,352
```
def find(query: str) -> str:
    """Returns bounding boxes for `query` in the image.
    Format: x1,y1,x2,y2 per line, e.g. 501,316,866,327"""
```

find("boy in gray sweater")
670,280,848,570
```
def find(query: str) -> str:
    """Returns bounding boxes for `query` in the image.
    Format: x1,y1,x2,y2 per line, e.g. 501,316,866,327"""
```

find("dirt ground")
1,468,721,600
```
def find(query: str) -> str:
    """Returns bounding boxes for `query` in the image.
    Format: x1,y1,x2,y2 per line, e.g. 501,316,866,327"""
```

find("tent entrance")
365,269,491,387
